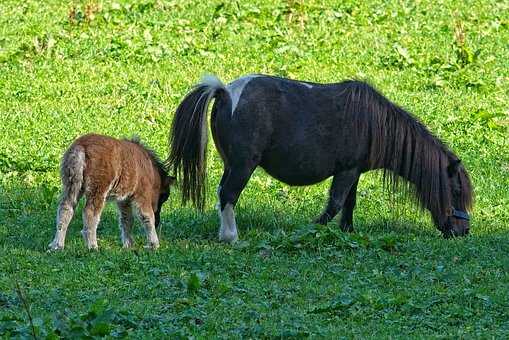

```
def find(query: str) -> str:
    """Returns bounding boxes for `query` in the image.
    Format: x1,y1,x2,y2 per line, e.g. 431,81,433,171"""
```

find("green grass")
1,0,508,337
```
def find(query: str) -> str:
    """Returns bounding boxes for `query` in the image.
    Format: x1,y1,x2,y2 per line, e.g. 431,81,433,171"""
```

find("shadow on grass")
165,204,441,243
1,178,506,253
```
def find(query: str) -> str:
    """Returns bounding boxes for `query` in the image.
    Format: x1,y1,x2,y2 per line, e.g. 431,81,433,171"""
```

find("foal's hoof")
122,239,134,249
219,230,238,244
48,242,64,251
87,244,99,251
144,242,160,250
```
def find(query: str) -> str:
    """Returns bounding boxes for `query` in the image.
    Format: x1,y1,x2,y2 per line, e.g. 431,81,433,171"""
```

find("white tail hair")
200,74,225,90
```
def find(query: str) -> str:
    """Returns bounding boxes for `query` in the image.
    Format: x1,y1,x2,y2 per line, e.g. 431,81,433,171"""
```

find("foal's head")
155,174,176,228
130,137,176,228
438,159,473,238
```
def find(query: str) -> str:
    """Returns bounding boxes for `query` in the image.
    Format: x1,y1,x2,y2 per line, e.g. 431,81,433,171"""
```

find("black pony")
168,75,473,242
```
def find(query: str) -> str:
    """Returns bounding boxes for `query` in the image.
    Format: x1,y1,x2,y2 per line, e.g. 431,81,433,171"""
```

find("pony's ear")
447,159,461,177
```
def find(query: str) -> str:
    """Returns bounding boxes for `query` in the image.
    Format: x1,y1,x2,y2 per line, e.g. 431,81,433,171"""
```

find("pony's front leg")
338,178,359,232
315,169,359,230
217,165,255,243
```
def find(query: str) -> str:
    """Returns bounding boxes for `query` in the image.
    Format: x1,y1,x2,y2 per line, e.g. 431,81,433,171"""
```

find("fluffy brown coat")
49,134,174,250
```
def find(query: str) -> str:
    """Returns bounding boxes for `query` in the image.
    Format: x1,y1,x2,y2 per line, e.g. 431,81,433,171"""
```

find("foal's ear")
447,159,461,177
165,175,177,187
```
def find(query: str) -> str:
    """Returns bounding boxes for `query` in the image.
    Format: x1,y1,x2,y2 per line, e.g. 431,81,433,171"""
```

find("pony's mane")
341,80,473,219
127,136,169,179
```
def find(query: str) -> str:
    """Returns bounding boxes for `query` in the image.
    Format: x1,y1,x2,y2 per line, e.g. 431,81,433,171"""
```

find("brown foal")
49,134,174,250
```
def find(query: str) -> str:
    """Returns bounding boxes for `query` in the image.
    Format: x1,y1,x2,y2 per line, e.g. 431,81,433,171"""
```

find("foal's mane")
341,80,473,219
127,137,169,178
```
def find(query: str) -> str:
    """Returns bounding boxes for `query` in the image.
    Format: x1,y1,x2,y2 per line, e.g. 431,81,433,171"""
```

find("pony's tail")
167,75,226,210
60,144,86,207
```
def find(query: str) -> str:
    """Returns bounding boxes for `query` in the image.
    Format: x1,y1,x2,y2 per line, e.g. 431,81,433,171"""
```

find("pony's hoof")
314,214,331,225
340,224,354,232
219,230,238,244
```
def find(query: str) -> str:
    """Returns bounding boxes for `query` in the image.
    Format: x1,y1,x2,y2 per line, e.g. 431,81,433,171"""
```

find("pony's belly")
260,156,333,186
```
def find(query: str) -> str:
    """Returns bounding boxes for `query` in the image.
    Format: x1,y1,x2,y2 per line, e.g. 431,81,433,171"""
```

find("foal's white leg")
82,197,105,250
117,201,134,248
218,203,239,243
49,200,75,250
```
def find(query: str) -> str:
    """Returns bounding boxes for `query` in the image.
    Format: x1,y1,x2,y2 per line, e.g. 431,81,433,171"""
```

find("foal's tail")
60,144,86,206
167,75,227,210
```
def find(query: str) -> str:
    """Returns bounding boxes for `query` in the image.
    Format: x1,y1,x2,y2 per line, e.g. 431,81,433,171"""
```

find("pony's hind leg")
215,167,229,210
117,200,134,248
315,169,359,229
218,165,256,243
82,194,106,250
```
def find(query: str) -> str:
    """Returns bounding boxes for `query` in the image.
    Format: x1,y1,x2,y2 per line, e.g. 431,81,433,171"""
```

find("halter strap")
451,208,470,221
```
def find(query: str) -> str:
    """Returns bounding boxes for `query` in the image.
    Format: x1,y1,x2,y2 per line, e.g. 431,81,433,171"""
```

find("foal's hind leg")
315,169,359,228
49,192,82,250
117,200,134,248
82,195,106,250
218,164,256,243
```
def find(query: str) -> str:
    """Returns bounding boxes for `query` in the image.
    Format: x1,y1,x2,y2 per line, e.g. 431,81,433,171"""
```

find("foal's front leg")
315,169,359,230
117,200,134,248
138,203,159,249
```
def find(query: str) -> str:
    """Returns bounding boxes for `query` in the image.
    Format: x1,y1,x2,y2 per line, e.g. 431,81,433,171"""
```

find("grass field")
1,0,508,337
